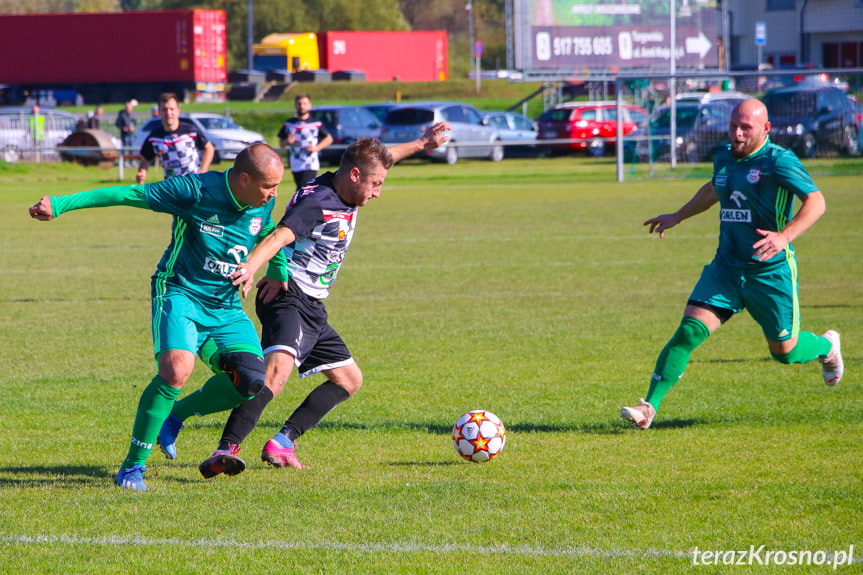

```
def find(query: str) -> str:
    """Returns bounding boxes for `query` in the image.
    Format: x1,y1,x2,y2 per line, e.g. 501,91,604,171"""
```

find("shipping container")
319,31,448,82
0,10,226,104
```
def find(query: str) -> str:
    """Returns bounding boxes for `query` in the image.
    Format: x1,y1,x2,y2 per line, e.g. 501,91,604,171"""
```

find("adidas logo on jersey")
206,214,221,224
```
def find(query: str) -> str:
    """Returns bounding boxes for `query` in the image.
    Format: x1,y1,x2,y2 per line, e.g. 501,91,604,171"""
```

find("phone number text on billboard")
533,26,716,70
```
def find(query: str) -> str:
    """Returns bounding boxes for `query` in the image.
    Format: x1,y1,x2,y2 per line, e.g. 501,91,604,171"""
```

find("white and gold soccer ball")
452,410,506,463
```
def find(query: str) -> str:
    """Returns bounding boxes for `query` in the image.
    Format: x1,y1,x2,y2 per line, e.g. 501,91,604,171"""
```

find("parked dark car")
633,97,745,163
309,105,383,165
762,84,859,158
360,103,402,124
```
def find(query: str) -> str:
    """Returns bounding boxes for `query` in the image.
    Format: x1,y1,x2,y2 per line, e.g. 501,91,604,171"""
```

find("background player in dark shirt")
278,93,334,190
137,92,214,184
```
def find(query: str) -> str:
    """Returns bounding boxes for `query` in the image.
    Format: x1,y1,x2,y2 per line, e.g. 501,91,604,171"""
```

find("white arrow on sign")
685,32,712,59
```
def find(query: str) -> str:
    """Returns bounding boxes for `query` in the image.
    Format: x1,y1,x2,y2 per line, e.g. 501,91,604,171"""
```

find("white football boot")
620,399,657,430
819,330,844,386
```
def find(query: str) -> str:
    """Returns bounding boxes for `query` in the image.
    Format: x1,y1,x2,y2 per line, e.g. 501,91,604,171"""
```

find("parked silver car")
133,112,266,163
380,101,503,164
482,110,538,157
0,107,78,162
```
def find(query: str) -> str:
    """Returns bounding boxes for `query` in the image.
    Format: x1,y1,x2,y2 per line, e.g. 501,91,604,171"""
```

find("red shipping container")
319,31,448,82
0,10,226,85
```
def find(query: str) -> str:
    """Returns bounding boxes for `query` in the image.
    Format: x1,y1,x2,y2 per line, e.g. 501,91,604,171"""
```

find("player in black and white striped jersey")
278,93,334,191
183,122,451,475
136,93,214,183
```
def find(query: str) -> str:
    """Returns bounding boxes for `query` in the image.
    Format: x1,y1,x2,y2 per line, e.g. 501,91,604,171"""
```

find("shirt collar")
738,136,770,162
225,168,250,211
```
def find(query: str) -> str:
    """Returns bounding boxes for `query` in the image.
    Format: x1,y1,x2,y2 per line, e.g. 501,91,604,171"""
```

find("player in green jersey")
29,143,286,490
621,98,844,430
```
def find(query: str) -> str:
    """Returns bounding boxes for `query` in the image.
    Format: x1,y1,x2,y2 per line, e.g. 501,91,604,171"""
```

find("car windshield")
196,116,240,130
539,109,572,122
651,107,700,129
309,110,338,128
385,108,435,125
762,92,817,116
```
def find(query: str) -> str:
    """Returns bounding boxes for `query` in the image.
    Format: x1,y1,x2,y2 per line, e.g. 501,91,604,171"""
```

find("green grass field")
1,157,861,574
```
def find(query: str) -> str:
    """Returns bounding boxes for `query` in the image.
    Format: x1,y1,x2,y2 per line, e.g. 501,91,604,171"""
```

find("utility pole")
467,0,475,76
247,0,254,71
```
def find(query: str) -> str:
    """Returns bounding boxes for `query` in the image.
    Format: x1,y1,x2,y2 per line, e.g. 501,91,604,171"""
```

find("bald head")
234,143,283,180
729,98,771,159
230,143,284,207
735,98,769,123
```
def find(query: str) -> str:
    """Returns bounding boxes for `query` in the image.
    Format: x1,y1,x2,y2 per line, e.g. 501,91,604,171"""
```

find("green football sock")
645,316,711,409
170,372,248,421
121,375,181,468
770,331,832,364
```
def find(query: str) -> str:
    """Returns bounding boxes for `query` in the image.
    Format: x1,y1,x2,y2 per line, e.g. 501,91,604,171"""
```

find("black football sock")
217,386,275,451
281,381,350,442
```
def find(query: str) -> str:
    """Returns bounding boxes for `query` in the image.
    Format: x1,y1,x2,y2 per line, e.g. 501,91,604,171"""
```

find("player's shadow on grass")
177,417,704,437
0,465,112,488
0,463,213,488
304,419,703,435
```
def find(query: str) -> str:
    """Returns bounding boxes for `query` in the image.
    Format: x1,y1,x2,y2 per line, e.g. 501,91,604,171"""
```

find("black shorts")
256,280,353,378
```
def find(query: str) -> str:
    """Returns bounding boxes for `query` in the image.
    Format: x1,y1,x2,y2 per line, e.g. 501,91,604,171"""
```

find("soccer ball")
452,410,506,463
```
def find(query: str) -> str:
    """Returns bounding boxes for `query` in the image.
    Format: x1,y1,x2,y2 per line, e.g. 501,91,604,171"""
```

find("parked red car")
537,101,647,156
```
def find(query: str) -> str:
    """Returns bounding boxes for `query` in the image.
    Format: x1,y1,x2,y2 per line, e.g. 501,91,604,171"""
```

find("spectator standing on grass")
278,93,333,190
621,98,844,430
115,99,138,167
137,92,214,184
87,105,104,129
156,124,451,477
28,104,45,160
29,144,286,492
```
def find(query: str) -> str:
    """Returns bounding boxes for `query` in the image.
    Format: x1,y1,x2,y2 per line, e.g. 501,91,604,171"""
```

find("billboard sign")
515,0,721,75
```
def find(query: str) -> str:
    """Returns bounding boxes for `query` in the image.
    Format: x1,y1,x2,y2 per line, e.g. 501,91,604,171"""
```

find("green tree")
399,0,506,78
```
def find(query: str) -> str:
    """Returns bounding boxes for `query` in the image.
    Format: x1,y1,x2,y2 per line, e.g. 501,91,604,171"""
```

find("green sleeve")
260,220,291,283
50,185,149,218
265,250,290,283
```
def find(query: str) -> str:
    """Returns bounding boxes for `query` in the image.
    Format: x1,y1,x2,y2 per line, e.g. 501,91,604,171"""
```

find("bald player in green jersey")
29,144,287,490
621,98,844,430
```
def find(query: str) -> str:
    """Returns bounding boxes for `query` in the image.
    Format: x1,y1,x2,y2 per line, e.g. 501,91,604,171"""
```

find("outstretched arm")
231,225,297,298
387,122,451,163
644,181,718,238
753,190,825,262
29,185,149,221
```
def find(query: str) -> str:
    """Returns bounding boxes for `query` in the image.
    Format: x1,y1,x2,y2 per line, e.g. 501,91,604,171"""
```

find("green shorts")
689,258,800,341
152,291,262,372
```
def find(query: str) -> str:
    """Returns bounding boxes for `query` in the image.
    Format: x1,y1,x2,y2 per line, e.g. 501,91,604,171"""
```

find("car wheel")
446,145,458,165
842,125,859,156
489,141,504,162
800,133,816,158
2,145,21,163
586,138,605,157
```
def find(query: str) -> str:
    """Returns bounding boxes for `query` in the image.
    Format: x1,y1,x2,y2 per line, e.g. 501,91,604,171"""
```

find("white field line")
1,534,688,559
5,535,861,565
